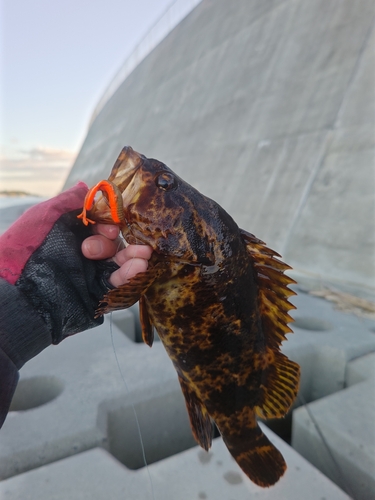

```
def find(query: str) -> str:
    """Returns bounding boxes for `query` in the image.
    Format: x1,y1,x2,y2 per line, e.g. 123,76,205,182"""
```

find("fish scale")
78,146,300,487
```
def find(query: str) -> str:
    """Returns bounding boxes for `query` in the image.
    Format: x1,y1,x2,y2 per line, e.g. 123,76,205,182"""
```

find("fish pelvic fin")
254,349,300,419
218,411,286,487
178,376,213,451
139,296,154,347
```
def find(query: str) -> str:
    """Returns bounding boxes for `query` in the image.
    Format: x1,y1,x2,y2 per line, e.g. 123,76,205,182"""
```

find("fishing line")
109,237,156,500
296,392,356,500
110,316,156,500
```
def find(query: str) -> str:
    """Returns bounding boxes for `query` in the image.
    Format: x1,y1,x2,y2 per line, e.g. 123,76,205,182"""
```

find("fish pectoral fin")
139,296,154,347
178,376,213,451
218,412,286,487
95,265,165,316
255,350,300,419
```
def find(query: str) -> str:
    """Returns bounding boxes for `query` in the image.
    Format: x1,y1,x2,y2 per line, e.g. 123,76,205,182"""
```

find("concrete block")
0,427,351,500
0,315,184,480
0,293,355,499
292,328,375,500
266,289,375,500
284,288,375,401
292,381,375,500
346,352,375,387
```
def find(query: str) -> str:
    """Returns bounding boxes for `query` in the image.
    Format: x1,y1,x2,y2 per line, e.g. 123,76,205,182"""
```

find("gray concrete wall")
65,0,375,292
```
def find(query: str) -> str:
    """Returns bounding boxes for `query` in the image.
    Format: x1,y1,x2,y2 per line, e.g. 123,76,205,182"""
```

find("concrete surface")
292,380,375,500
0,303,364,500
289,293,375,500
0,430,351,500
64,0,375,292
346,352,375,387
288,288,375,401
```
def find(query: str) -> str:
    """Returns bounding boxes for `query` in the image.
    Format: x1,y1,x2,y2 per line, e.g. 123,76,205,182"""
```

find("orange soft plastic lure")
77,180,124,226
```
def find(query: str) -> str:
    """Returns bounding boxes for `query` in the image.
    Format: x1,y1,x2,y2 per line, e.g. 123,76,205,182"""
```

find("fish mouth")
108,146,144,193
88,147,150,244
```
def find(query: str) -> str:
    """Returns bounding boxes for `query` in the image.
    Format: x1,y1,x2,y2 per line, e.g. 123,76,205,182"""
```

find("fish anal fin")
255,350,300,419
218,410,286,487
96,264,165,316
139,296,154,347
178,376,213,451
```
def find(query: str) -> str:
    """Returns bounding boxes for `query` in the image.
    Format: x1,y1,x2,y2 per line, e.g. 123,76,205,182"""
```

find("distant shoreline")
0,190,42,198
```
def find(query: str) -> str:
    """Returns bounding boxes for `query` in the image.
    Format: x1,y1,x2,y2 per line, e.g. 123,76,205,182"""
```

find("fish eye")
155,172,176,191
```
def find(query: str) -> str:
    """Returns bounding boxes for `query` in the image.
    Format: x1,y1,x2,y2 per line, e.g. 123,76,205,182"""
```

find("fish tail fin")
218,414,286,487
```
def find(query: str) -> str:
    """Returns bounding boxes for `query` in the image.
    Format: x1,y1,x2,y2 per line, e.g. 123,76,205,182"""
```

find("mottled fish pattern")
78,147,300,487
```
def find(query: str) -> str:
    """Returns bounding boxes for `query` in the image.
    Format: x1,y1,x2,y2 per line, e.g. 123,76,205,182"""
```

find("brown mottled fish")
78,146,300,487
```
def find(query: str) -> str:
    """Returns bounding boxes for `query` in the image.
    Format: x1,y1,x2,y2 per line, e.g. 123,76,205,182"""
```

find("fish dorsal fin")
240,229,296,349
178,376,213,451
240,229,300,417
96,264,166,316
139,295,154,347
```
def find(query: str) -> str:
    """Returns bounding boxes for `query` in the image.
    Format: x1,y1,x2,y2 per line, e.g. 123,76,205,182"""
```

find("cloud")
0,146,76,172
0,146,77,196
19,147,76,162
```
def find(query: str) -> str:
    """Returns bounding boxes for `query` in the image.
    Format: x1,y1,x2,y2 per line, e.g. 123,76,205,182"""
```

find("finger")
112,244,153,267
82,234,123,260
109,258,149,287
93,224,120,240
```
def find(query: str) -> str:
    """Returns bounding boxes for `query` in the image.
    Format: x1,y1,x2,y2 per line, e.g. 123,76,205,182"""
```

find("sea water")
0,196,46,234
0,196,44,209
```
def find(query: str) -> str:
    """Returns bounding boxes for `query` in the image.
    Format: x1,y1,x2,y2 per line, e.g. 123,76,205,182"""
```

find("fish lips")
108,146,145,192
86,146,144,226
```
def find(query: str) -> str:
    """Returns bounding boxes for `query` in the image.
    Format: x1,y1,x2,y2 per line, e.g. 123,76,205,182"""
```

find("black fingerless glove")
16,210,118,345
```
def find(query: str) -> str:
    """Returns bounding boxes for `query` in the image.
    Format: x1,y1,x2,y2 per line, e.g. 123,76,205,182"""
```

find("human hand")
81,224,152,287
0,183,152,345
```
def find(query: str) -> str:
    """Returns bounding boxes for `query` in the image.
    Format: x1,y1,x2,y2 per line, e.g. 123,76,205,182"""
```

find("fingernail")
85,239,103,256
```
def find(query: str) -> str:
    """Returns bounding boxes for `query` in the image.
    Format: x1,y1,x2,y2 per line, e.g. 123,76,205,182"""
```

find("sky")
0,0,175,196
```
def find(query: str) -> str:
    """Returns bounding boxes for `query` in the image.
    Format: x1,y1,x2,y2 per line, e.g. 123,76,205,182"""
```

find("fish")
78,146,300,487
